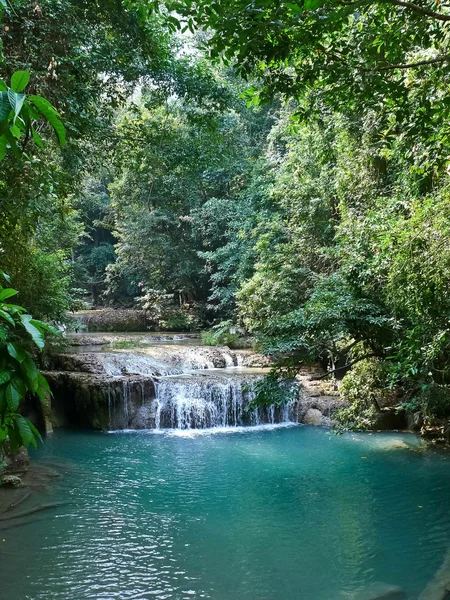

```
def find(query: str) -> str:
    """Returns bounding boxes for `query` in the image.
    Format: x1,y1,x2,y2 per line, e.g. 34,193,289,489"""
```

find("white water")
100,352,183,377
153,377,296,430
94,342,297,431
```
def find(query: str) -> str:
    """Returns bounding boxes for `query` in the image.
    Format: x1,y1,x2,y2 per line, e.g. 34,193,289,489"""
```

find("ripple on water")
1,427,450,600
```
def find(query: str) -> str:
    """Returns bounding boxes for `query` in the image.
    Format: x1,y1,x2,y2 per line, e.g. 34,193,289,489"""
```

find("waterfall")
153,376,295,430
107,384,111,430
122,380,130,425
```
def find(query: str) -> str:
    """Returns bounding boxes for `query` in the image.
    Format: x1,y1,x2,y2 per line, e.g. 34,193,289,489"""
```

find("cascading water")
153,376,296,430
63,340,298,431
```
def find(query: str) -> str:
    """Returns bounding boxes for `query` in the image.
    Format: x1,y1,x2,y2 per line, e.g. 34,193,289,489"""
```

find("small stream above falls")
45,333,301,432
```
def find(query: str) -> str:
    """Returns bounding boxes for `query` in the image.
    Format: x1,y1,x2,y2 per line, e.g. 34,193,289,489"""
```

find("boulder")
1,446,30,475
45,371,156,430
406,411,423,431
0,474,23,487
302,408,324,426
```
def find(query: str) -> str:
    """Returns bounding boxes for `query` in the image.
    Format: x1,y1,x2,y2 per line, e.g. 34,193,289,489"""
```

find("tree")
143,0,450,173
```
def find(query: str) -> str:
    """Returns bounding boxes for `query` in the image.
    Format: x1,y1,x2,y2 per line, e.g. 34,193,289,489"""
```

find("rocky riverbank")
33,332,352,432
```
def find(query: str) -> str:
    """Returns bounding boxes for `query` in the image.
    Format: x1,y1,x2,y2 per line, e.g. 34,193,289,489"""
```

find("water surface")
2,427,450,600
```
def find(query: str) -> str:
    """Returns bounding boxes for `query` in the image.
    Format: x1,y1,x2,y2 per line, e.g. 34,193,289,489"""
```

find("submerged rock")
351,583,407,600
419,547,450,599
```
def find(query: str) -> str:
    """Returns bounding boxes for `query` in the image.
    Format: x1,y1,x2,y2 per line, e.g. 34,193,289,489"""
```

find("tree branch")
339,0,450,21
388,0,450,21
312,353,378,380
362,54,450,71
339,338,363,355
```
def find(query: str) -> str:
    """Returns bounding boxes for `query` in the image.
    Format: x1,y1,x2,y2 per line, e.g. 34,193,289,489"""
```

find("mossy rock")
0,474,23,487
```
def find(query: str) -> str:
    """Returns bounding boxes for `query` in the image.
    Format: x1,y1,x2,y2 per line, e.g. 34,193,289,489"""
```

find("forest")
2,0,450,451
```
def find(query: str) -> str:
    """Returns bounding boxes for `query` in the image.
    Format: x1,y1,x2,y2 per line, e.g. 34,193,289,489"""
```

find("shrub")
333,358,396,431
161,309,199,332
201,321,251,348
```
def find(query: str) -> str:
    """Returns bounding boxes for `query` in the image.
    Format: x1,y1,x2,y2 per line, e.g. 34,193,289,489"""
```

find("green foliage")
201,321,250,349
4,0,450,434
152,0,450,171
0,272,57,460
107,78,271,310
247,372,298,411
161,309,200,332
0,71,65,161
0,0,180,319
333,359,394,431
400,384,450,422
232,111,450,427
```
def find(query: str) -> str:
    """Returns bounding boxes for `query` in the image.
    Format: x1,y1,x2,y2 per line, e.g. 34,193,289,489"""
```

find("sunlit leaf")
20,314,45,349
11,71,30,93
28,96,66,146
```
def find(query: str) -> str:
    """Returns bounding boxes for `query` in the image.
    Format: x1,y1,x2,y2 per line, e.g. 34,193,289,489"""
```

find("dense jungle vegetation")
2,0,450,443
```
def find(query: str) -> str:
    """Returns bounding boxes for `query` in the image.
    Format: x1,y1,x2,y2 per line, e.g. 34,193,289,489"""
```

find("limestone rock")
302,408,324,426
0,474,23,487
372,410,407,431
2,446,30,475
419,546,450,599
406,411,423,431
352,583,407,600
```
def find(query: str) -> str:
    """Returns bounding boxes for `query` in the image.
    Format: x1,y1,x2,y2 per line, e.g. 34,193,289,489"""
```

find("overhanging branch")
388,0,450,21
362,54,450,71
312,353,379,380
339,0,450,21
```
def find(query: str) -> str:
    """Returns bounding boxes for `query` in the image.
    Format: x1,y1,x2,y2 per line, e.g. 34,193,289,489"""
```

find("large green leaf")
11,71,30,93
0,371,12,386
0,91,11,122
20,314,45,349
0,135,7,161
30,318,60,337
6,382,20,412
10,124,21,139
0,309,15,326
28,96,66,146
28,420,42,444
0,386,6,412
3,127,20,157
37,373,51,392
15,415,35,448
3,302,25,314
7,422,20,455
32,126,45,149
7,89,25,124
21,356,39,392
0,271,11,283
0,288,18,301
0,425,7,444
36,372,52,402
7,342,27,363
11,375,27,397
